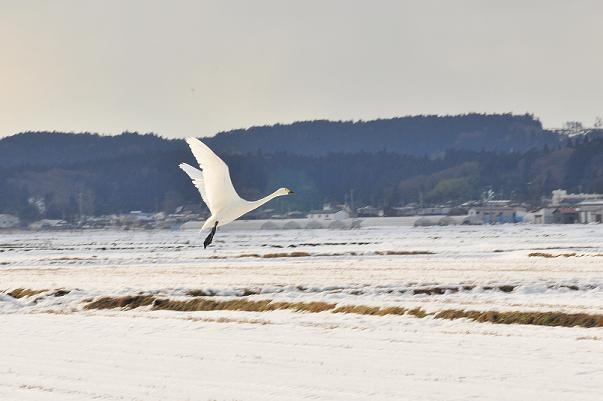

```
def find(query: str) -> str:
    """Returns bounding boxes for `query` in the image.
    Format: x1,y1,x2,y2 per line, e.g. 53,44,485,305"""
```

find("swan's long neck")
245,190,282,213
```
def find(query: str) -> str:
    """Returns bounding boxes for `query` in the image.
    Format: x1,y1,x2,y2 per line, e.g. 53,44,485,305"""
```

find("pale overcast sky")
1,0,602,138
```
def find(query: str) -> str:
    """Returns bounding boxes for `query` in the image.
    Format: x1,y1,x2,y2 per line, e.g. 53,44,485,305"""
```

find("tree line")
1,114,601,222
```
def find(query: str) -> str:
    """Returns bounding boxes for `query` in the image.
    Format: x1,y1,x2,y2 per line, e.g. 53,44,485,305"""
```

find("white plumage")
179,137,293,247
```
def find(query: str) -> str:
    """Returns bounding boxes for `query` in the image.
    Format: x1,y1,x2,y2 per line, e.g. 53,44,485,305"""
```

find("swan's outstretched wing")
179,163,211,210
181,137,241,213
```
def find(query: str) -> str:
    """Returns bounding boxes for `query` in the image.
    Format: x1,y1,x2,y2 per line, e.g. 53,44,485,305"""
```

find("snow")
1,224,603,400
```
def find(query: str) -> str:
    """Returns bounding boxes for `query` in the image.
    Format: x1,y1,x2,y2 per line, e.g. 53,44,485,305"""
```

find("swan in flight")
179,137,293,248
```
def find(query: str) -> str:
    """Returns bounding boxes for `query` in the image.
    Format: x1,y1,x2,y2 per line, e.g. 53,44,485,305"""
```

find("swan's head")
276,187,294,196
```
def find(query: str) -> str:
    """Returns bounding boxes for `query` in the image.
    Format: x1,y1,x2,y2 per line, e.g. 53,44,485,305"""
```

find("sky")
1,0,602,138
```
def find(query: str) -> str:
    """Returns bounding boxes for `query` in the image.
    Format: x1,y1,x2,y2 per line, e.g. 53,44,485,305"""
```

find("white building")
577,200,603,224
307,209,350,221
533,208,555,224
552,189,603,207
356,205,383,217
468,205,527,224
28,219,67,230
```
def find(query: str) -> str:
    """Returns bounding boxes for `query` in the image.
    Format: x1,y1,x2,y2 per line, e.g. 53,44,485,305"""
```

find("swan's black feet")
204,221,218,249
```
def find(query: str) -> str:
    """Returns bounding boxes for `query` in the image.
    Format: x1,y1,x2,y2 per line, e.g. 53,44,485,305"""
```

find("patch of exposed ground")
262,241,374,248
529,252,603,258
183,282,597,298
208,252,312,259
374,250,434,255
3,288,71,298
184,316,271,325
208,250,434,259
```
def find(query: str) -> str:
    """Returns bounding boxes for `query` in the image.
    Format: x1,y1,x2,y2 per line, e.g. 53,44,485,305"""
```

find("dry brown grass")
208,251,311,259
82,294,603,329
411,285,499,295
83,295,156,310
186,289,217,297
184,316,271,325
333,305,383,315
496,285,515,293
333,305,409,316
186,288,262,297
435,309,603,328
151,298,336,313
413,287,457,295
529,252,577,258
481,285,515,293
84,295,416,317
207,250,438,260
376,306,409,316
262,251,311,258
407,307,428,318
374,250,434,256
50,289,71,297
7,288,48,298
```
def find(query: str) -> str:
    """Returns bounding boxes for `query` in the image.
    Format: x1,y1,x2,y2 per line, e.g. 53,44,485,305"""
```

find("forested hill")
0,114,562,169
205,113,562,156
0,131,182,168
2,113,601,222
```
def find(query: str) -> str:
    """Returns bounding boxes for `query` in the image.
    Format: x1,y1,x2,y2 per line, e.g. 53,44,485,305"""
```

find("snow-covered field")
1,225,602,400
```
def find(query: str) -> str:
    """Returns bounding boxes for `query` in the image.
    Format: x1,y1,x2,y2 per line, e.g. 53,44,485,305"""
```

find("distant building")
577,200,603,224
307,209,350,221
307,203,350,221
416,207,451,216
551,189,603,207
174,204,207,216
389,206,418,216
468,205,526,224
533,208,555,224
0,214,20,229
28,219,67,230
552,207,578,224
356,205,383,217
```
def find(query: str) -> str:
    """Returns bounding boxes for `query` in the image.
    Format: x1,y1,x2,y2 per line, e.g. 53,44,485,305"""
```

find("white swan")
179,137,293,248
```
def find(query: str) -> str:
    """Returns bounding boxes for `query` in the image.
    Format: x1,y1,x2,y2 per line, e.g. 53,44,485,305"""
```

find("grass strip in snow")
207,250,434,259
528,252,603,258
7,288,48,298
435,309,603,328
82,296,603,328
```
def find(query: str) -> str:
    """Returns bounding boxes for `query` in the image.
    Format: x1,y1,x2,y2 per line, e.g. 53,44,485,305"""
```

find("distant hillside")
0,114,563,170
0,131,183,168
2,114,601,223
205,113,562,156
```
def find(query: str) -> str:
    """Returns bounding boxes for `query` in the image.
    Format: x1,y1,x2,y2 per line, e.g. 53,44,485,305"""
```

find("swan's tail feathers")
179,163,211,211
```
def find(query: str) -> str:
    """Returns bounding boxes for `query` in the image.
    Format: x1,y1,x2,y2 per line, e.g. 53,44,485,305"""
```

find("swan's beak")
287,189,294,194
